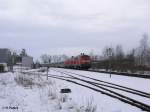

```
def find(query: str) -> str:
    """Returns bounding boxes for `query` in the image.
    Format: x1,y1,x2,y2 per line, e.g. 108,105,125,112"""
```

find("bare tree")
126,49,136,73
52,55,59,63
137,34,150,67
60,54,69,62
115,45,125,72
115,45,124,60
103,46,114,59
102,46,114,72
40,54,51,64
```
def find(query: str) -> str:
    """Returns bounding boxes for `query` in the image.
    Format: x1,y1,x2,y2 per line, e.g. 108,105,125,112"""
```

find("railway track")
87,69,150,79
49,68,150,111
21,69,150,111
51,70,150,98
55,67,150,79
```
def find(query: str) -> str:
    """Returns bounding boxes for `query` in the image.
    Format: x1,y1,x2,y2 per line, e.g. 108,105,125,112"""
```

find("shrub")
14,74,34,88
84,98,97,112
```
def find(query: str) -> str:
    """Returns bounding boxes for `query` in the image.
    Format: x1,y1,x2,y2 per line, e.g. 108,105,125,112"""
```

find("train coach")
64,53,91,69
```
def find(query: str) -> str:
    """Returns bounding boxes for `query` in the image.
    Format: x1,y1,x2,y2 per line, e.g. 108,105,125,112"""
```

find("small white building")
0,63,8,72
21,56,33,68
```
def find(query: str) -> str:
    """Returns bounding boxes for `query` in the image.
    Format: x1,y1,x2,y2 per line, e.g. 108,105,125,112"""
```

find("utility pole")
47,66,49,80
46,58,51,80
108,48,112,78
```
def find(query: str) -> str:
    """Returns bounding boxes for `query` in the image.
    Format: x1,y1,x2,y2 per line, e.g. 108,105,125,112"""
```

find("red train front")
64,53,91,69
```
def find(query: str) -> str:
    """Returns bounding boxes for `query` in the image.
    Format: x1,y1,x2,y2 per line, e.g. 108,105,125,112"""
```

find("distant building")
0,48,34,70
0,63,8,72
21,56,33,68
0,48,11,65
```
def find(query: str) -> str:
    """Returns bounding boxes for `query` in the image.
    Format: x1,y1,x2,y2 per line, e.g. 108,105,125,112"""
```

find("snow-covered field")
0,71,94,112
48,68,150,112
0,68,150,112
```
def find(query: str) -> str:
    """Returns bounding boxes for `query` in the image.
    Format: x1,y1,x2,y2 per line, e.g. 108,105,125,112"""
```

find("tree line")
92,34,150,74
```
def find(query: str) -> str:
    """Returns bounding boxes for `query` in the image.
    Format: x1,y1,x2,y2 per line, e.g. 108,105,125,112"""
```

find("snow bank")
0,71,97,112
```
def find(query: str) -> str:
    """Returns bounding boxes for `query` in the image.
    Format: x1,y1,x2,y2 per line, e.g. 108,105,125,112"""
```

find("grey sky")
0,0,150,59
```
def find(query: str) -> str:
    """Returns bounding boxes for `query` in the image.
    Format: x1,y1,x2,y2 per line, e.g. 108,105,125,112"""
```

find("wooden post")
47,66,49,80
108,48,112,78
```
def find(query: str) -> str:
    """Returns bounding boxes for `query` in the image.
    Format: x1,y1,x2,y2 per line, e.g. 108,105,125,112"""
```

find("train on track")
50,53,92,69
64,53,91,69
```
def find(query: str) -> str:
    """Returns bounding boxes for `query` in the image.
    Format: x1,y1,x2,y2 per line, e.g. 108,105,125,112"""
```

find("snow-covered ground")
0,71,93,112
53,68,150,93
48,68,150,112
0,67,150,112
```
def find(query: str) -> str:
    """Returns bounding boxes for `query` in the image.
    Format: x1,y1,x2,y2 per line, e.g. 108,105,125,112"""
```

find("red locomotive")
64,53,91,69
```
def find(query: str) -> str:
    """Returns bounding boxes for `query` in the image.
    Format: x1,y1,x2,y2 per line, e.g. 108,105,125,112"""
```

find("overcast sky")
0,0,150,59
